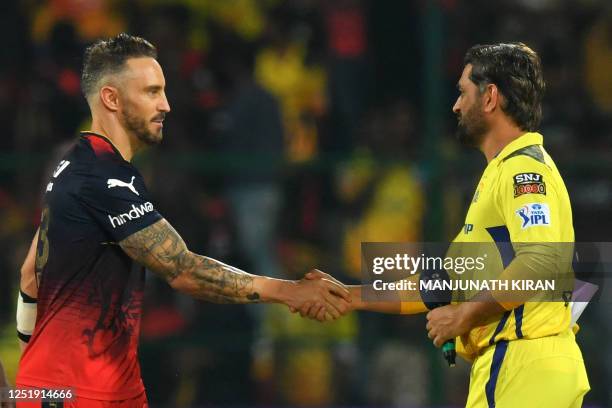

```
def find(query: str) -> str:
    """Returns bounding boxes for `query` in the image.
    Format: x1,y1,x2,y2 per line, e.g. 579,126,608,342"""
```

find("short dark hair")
464,42,545,131
81,33,157,100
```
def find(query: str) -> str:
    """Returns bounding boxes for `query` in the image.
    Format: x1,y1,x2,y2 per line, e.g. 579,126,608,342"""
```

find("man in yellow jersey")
301,43,590,407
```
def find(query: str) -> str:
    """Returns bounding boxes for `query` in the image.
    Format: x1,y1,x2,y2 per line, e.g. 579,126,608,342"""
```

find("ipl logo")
516,203,550,229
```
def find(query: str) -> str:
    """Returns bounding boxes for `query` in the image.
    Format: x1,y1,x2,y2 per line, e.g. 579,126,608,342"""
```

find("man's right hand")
284,273,351,322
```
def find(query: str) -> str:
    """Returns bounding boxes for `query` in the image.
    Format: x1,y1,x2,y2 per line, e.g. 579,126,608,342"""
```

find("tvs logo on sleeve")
513,172,546,198
515,203,551,229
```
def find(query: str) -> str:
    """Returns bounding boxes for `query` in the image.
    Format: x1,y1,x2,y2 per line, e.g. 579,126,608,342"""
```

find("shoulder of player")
73,140,140,177
496,145,555,179
73,153,147,200
76,134,138,173
493,145,562,199
497,145,556,189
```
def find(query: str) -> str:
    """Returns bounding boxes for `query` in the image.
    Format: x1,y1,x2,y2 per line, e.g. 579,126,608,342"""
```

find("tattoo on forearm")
119,219,260,303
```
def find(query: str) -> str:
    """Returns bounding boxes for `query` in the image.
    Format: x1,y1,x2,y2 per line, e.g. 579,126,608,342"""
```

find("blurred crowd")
0,0,611,407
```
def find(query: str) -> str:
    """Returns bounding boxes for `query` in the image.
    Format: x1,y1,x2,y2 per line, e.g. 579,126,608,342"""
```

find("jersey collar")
80,131,127,162
494,132,543,162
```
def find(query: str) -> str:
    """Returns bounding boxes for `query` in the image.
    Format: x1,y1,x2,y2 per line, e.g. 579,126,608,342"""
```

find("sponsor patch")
108,202,154,228
515,203,551,229
513,172,545,198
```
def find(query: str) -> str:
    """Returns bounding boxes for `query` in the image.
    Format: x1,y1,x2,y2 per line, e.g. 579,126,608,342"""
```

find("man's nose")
452,98,461,114
159,93,171,113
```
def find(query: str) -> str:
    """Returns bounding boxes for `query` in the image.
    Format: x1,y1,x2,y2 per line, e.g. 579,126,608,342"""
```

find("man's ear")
99,86,120,112
483,84,499,113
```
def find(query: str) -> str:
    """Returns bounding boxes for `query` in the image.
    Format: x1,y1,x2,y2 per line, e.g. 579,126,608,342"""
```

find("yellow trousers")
466,329,590,408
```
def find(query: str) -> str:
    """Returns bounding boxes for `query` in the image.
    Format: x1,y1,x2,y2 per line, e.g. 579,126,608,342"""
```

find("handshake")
283,270,355,322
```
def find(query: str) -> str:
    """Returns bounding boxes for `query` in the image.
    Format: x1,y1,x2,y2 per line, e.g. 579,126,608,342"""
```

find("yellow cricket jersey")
452,132,574,361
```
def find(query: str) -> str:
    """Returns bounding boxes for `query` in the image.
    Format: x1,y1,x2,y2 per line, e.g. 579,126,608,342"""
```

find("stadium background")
0,0,611,406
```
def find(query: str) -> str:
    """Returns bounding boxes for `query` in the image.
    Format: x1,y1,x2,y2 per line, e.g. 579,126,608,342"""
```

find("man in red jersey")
15,33,350,408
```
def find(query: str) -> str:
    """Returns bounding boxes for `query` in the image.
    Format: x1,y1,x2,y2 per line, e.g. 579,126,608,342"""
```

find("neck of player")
479,119,527,163
90,117,141,162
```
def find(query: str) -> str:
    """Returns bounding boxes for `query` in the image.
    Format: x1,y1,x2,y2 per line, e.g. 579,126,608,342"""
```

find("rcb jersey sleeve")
77,161,162,242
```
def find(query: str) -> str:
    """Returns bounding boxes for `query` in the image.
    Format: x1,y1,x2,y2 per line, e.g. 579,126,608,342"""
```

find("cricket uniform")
452,132,589,407
17,132,161,407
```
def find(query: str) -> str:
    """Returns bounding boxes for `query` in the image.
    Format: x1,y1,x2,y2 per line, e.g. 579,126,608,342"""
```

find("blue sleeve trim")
485,226,515,268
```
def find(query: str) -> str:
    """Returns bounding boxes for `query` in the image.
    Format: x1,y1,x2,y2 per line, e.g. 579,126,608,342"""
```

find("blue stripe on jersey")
485,340,509,408
486,226,527,339
514,305,524,338
485,226,515,268
489,310,511,345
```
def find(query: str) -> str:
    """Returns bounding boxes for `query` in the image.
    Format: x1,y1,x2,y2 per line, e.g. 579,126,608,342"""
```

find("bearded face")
120,100,165,146
116,57,170,148
453,64,490,148
455,96,489,148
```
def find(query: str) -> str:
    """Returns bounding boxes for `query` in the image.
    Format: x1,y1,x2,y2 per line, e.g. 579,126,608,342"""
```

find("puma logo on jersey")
107,176,139,196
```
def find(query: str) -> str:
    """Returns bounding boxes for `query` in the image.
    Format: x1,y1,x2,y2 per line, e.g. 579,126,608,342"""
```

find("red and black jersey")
17,132,162,400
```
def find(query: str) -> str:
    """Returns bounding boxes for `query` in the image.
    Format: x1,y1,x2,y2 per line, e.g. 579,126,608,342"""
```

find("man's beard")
120,105,164,146
455,103,488,148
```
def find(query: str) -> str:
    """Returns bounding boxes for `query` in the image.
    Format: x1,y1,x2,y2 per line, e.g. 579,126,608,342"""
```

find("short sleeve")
77,163,162,242
496,157,561,243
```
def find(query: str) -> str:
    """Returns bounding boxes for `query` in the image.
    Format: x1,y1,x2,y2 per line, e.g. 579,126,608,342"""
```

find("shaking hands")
286,270,354,322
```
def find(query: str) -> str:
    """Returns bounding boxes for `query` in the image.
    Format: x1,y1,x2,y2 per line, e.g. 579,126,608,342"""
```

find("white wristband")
16,290,37,342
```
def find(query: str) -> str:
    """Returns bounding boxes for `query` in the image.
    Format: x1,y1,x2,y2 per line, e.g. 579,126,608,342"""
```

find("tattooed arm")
119,219,350,319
